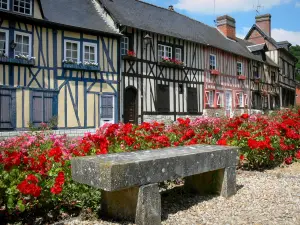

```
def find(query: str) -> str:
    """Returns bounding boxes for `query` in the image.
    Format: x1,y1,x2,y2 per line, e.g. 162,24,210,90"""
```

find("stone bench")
71,145,239,225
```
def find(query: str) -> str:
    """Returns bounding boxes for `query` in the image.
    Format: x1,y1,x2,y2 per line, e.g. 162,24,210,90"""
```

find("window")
178,83,183,94
0,89,16,130
83,42,97,63
13,0,32,15
187,87,198,112
101,95,114,119
0,0,9,10
0,29,8,56
121,36,129,56
156,84,170,112
216,92,224,107
253,64,259,79
236,92,244,107
64,40,79,63
14,32,31,57
271,71,276,84
244,94,248,106
175,48,182,61
237,62,243,76
252,92,262,109
209,54,216,70
31,91,57,127
158,44,172,61
205,91,215,107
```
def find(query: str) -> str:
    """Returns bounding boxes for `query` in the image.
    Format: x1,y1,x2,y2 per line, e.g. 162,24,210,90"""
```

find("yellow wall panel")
58,83,65,128
1,20,9,28
27,24,33,32
113,39,118,71
16,89,23,128
87,94,95,127
90,82,101,93
102,83,115,93
13,67,19,86
19,67,25,86
5,66,9,86
77,82,84,126
33,26,39,64
99,39,103,70
83,34,97,40
95,95,99,128
34,0,43,19
48,29,54,67
49,70,54,89
24,90,30,128
36,69,43,87
57,31,62,67
67,87,78,127
42,28,47,67
64,31,80,39
103,37,109,72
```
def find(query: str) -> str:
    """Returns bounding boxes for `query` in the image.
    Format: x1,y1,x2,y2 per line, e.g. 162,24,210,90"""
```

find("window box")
0,57,35,66
63,63,99,72
237,75,246,80
122,55,137,61
210,69,220,75
158,61,184,69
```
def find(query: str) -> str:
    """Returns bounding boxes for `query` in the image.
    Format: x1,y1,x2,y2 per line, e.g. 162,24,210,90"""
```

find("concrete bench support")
184,167,236,197
101,184,161,225
71,145,239,225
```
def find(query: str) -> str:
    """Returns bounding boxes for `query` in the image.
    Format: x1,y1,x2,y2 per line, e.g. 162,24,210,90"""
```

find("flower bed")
1,109,300,222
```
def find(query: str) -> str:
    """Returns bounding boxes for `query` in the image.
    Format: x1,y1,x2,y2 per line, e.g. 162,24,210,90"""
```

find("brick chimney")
255,14,271,37
216,15,236,40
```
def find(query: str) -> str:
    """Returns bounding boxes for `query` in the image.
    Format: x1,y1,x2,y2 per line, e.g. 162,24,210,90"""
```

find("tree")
290,45,300,81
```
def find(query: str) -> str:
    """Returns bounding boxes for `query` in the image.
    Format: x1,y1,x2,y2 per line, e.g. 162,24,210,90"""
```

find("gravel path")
60,165,300,225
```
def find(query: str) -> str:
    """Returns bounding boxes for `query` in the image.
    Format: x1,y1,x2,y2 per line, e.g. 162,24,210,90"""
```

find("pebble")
59,166,300,225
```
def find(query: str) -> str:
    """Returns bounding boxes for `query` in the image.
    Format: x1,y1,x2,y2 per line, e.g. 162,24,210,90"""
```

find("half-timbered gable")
100,0,205,123
0,0,121,131
245,14,297,110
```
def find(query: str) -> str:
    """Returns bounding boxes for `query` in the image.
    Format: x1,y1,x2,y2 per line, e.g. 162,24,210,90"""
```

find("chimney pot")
216,15,236,40
168,5,174,11
255,14,271,37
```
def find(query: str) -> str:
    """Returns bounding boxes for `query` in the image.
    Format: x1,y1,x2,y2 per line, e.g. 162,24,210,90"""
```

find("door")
124,87,137,124
225,91,232,117
0,89,16,130
100,95,114,126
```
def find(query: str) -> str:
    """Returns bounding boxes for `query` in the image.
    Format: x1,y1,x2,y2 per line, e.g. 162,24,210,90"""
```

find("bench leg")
184,167,237,198
101,183,161,225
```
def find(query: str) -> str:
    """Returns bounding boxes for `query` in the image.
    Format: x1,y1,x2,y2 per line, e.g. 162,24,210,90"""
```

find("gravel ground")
59,164,300,225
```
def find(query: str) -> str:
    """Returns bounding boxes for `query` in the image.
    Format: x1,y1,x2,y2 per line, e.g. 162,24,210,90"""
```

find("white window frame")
205,91,215,107
14,31,32,57
101,95,114,121
237,61,243,76
0,0,9,10
13,0,32,15
175,48,182,61
210,54,216,70
83,42,97,63
158,44,172,61
64,40,80,63
216,92,224,107
236,92,244,107
0,29,9,56
121,36,129,56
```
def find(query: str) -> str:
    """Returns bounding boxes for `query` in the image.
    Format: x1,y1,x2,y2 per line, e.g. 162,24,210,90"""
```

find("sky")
143,0,300,46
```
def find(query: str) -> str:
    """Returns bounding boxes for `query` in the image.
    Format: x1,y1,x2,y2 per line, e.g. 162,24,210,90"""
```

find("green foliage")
290,45,300,81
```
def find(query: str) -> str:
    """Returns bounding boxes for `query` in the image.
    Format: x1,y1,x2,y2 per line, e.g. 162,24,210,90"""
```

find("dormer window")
237,62,243,76
0,0,9,10
13,0,32,15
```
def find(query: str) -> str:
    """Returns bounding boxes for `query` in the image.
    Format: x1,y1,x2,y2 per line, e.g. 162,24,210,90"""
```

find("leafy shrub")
0,108,300,221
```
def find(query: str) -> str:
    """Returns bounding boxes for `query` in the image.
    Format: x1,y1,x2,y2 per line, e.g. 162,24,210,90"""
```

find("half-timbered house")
0,0,120,133
99,0,266,122
245,14,297,110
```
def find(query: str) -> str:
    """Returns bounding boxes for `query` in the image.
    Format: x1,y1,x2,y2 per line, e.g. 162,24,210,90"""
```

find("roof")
99,0,261,61
39,0,120,35
247,43,268,52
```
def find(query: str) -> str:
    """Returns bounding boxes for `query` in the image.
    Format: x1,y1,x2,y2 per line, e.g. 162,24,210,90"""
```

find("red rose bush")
0,108,300,218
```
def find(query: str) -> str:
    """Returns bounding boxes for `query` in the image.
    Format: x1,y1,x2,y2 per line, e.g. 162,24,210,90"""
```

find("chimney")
255,14,271,37
168,5,174,11
216,15,236,40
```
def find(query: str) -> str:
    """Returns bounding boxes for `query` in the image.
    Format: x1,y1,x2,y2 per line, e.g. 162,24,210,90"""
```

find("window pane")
13,0,32,15
66,42,72,50
0,0,9,10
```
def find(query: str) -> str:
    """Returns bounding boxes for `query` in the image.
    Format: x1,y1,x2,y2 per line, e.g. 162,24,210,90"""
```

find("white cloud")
296,2,300,7
174,0,291,14
272,29,300,45
236,27,300,45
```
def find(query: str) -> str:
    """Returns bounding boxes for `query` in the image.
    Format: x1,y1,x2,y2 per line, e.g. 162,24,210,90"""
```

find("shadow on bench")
71,144,239,225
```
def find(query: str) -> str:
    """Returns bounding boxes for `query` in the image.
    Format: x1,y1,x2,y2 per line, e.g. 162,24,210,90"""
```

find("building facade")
0,0,120,132
245,14,297,110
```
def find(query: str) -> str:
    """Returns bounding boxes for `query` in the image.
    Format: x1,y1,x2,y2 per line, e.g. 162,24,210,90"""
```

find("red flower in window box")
210,69,220,75
127,50,136,57
238,75,246,80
